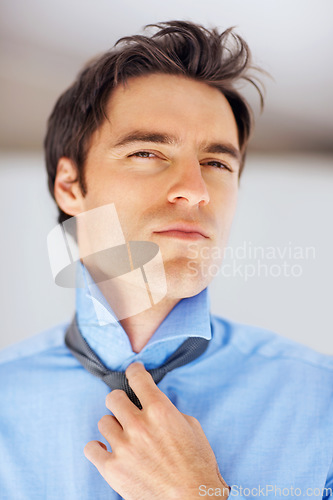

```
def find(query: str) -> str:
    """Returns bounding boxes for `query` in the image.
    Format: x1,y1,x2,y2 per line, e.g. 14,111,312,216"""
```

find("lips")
154,222,209,238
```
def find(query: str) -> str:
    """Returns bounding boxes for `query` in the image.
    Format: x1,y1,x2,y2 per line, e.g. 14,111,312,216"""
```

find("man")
0,21,332,499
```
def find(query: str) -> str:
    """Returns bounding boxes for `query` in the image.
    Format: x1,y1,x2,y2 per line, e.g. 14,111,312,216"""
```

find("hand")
84,362,230,499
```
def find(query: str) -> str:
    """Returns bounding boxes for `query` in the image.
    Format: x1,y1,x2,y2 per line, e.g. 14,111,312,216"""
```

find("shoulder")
211,313,333,373
0,321,70,368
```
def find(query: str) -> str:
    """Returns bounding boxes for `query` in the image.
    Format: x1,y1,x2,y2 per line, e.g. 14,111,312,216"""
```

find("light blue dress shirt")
0,279,333,499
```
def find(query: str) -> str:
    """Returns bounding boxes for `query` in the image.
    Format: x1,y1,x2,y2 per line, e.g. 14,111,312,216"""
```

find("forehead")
100,73,239,147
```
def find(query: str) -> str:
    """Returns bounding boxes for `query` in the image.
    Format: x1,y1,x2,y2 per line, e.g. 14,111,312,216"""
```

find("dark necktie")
65,316,209,409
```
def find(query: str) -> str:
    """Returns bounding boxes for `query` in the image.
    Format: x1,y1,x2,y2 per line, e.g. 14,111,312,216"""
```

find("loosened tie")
65,315,209,409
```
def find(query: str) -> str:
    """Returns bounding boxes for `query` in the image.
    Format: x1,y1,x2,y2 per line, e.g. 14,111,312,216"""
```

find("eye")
202,160,232,172
128,151,157,159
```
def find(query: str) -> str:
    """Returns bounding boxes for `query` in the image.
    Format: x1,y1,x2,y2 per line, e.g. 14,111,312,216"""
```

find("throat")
119,298,179,353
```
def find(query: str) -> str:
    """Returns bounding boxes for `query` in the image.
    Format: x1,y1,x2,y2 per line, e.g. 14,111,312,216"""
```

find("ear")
54,157,85,217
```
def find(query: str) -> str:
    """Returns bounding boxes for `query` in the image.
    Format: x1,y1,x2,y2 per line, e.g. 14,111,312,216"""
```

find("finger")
105,389,140,427
98,414,123,446
183,413,205,435
84,440,112,473
125,362,168,409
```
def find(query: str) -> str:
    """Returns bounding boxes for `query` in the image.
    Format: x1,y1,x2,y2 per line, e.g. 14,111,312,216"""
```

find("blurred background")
0,0,332,353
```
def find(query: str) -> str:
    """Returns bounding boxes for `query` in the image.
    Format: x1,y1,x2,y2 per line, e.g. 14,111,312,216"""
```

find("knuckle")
186,414,201,427
105,389,125,407
126,362,145,377
83,440,94,457
102,453,115,475
129,419,151,443
98,414,113,431
131,418,147,434
147,398,169,421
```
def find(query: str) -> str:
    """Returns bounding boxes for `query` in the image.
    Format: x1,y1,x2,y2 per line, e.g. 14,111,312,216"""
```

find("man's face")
77,73,240,299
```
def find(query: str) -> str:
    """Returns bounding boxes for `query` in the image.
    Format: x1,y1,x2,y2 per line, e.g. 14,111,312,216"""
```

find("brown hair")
44,20,264,223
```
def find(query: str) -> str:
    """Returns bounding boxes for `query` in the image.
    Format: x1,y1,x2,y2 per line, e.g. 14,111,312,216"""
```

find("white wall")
0,153,75,349
0,152,332,353
210,154,333,354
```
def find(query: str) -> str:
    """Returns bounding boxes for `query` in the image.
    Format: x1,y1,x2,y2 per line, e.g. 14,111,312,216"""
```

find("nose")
167,159,210,207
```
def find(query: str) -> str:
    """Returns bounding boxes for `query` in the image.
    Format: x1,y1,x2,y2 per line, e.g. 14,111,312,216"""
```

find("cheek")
213,180,238,212
213,188,238,237
97,178,153,236
83,172,136,207
226,190,238,217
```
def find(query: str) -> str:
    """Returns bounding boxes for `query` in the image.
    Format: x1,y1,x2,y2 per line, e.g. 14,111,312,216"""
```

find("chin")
163,259,213,300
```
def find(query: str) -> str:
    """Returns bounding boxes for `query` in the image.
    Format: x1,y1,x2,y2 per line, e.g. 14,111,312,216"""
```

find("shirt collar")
75,263,212,371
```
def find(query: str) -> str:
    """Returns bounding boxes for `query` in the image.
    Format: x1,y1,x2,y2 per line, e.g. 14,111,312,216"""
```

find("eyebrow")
112,131,241,163
113,132,178,149
201,143,241,163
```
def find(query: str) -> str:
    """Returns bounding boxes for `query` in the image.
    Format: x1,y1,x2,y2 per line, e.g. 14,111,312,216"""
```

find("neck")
119,297,180,353
80,263,180,352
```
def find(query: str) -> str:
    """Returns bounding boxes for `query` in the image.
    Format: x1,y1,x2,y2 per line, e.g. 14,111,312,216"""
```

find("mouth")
153,223,209,240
